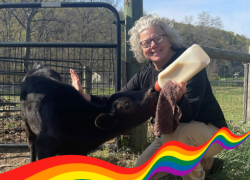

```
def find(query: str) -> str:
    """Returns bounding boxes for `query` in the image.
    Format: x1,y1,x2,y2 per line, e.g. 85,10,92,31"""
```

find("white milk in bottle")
154,44,210,92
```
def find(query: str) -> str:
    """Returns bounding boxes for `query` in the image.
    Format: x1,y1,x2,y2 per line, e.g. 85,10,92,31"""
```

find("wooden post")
243,63,248,122
83,66,91,94
244,47,250,124
185,43,250,63
121,61,127,87
121,61,130,146
124,0,147,152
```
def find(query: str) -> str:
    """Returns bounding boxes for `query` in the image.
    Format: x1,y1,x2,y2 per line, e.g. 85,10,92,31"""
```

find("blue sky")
119,0,250,38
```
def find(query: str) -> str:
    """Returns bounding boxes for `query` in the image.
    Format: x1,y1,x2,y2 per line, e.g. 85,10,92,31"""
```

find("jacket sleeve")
177,69,207,123
120,72,142,92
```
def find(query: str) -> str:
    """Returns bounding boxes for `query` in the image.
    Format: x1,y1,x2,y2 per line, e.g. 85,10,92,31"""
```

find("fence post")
121,61,130,146
121,61,127,88
243,63,248,122
83,66,91,94
124,0,147,152
244,47,250,124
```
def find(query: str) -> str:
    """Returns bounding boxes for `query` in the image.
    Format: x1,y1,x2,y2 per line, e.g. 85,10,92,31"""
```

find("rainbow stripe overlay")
0,127,249,180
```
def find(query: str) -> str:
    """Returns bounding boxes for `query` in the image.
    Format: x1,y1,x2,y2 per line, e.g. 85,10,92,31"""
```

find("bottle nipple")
154,80,161,93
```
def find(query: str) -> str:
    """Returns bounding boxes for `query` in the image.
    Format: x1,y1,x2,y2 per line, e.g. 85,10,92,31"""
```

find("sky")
118,0,250,39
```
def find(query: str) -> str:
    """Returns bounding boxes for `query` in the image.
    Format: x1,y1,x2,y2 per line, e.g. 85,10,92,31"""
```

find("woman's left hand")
172,81,187,103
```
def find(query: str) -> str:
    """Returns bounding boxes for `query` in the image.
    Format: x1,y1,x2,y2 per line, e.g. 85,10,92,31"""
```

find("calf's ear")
95,113,117,130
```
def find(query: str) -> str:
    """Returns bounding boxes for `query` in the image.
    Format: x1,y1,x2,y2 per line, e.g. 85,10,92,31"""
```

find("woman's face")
140,26,172,63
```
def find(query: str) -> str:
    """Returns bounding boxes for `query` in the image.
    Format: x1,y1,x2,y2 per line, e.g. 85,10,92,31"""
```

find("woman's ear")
95,113,117,130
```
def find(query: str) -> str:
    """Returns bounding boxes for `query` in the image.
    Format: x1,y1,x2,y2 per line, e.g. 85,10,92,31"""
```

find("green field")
212,86,244,124
218,77,244,81
209,86,250,180
91,87,116,96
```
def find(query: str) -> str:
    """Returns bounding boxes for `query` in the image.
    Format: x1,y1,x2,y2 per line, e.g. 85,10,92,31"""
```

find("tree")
176,12,225,78
1,0,61,71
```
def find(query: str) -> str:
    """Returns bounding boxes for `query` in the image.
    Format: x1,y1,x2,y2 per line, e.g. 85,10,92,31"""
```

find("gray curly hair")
128,15,186,63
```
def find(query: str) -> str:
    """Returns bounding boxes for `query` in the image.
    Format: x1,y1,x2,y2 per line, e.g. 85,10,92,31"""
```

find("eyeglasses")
140,34,166,48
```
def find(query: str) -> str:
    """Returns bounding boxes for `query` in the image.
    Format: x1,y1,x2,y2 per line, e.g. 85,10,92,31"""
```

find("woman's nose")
150,40,158,48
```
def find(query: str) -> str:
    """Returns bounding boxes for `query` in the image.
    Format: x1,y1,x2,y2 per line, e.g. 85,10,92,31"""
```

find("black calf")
21,62,158,162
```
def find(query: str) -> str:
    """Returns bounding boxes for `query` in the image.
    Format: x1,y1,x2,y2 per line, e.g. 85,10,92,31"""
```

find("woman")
71,15,227,180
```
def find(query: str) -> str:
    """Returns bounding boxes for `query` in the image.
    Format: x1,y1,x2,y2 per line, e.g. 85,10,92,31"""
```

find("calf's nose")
148,87,156,93
147,87,159,97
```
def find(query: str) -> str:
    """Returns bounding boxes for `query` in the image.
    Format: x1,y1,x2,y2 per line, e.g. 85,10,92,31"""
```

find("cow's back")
21,76,102,137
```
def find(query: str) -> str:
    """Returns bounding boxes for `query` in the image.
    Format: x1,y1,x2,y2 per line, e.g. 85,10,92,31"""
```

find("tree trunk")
24,8,38,72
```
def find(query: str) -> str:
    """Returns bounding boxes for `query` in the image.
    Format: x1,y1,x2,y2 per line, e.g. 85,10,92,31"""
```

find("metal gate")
0,2,123,147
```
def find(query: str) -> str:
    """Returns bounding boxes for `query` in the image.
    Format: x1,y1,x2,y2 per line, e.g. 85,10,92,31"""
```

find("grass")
89,145,138,168
218,77,244,81
210,86,250,179
89,137,250,180
212,86,244,123
204,122,250,180
91,87,116,95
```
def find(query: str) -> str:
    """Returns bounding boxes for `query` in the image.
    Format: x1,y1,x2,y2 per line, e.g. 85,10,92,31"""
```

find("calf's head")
95,87,158,133
22,62,61,82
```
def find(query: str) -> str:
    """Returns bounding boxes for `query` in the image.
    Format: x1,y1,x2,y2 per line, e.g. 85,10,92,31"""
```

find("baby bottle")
154,44,210,92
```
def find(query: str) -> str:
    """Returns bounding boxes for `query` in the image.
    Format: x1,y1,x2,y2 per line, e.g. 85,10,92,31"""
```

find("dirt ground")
0,111,30,174
0,148,30,174
0,146,135,174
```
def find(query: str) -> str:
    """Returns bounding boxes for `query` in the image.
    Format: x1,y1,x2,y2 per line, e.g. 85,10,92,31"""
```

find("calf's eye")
124,103,130,110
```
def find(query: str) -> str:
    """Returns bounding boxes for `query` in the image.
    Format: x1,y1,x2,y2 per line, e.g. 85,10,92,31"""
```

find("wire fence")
0,2,123,173
0,46,117,145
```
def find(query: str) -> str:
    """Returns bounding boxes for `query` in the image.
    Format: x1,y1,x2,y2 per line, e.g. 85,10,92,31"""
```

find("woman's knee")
135,138,162,167
176,122,214,147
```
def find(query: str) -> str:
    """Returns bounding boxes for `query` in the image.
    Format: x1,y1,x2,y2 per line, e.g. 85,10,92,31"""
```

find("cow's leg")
25,122,37,162
36,134,58,160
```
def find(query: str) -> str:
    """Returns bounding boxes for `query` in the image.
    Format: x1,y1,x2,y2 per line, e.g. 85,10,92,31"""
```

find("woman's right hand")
70,69,91,102
172,81,186,103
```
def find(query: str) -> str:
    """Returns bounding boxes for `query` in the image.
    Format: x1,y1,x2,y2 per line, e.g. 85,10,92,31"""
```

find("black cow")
20,62,158,162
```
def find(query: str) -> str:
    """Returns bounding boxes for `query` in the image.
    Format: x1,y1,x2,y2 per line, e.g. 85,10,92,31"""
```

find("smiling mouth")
152,50,161,55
